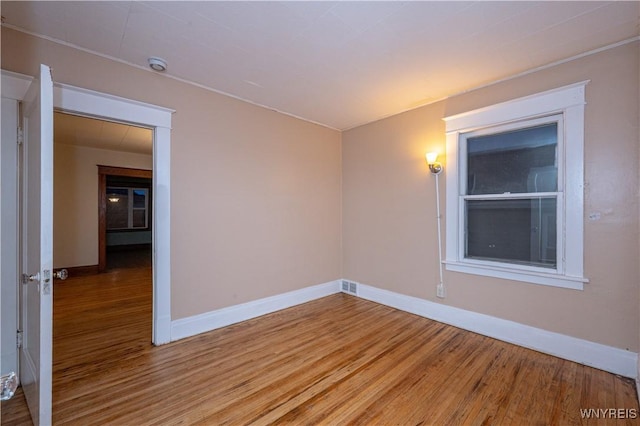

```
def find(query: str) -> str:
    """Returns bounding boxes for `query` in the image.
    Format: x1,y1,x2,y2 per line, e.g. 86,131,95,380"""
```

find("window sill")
444,261,588,290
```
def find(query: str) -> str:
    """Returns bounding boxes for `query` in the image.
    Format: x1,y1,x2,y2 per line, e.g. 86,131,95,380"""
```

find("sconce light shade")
426,152,443,174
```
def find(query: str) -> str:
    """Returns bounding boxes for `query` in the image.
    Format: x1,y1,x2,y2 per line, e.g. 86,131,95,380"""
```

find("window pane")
132,209,147,228
467,123,557,195
465,198,556,268
106,188,129,229
133,189,147,208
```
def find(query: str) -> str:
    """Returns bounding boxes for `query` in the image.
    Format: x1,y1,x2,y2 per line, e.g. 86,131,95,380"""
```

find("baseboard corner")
171,279,342,341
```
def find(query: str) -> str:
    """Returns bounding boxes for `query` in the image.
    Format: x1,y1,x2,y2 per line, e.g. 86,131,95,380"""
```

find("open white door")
20,64,54,426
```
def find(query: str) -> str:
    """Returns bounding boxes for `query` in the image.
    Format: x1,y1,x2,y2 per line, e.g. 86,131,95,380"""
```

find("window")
106,187,149,230
463,117,560,269
443,82,588,290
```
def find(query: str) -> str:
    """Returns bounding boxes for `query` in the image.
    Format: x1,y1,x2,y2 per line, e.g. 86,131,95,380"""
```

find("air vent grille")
341,280,357,295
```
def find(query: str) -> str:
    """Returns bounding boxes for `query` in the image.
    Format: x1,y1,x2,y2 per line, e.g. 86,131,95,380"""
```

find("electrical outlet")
436,283,445,299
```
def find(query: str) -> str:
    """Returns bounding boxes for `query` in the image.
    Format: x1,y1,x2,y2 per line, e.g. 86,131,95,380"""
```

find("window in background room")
107,187,149,230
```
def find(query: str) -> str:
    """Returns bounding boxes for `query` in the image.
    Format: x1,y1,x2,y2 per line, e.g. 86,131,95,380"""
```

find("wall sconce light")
108,197,120,203
425,151,445,298
426,152,442,174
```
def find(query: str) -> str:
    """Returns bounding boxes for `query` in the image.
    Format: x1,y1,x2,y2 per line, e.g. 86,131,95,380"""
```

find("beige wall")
343,41,640,351
53,143,153,268
2,27,343,320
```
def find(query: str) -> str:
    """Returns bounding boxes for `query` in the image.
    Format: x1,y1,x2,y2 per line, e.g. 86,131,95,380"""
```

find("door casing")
1,69,174,346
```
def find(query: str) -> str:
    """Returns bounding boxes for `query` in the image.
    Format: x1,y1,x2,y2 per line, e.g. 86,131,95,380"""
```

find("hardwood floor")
2,266,638,425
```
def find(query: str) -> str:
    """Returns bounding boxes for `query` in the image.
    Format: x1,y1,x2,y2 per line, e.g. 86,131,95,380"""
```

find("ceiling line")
2,23,341,132
3,23,639,132
341,36,640,131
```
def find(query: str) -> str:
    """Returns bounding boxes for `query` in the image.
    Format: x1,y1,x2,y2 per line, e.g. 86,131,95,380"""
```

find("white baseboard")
353,281,638,379
169,278,637,379
171,280,341,341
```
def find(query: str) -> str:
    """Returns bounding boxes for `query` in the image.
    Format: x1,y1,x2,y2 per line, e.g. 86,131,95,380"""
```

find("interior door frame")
1,69,174,345
98,165,153,272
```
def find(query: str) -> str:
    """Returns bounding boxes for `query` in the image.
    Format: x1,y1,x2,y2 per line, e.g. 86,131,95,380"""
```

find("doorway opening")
53,111,155,334
52,81,173,345
54,112,155,276
98,166,153,271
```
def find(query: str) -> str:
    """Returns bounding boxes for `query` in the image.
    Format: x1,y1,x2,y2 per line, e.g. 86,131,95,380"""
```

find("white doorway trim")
1,69,173,345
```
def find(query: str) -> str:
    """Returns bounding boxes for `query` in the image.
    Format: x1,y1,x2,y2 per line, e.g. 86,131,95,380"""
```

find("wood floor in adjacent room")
2,266,638,425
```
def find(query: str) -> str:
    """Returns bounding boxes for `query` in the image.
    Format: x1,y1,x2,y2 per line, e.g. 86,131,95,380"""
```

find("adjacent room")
1,1,639,424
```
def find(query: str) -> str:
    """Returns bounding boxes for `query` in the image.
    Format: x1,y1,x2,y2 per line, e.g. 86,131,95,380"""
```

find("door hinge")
16,330,23,349
17,127,23,145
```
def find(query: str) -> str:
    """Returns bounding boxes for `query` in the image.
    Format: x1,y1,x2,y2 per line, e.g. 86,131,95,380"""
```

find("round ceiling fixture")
148,57,167,72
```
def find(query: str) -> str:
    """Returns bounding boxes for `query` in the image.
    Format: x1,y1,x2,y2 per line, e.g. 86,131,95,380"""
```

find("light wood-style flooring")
2,265,638,425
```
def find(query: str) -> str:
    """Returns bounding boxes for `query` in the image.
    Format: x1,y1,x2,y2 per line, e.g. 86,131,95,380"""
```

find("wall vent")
341,280,357,295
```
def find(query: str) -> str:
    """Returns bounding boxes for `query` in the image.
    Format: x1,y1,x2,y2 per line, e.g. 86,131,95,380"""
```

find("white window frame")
443,82,589,290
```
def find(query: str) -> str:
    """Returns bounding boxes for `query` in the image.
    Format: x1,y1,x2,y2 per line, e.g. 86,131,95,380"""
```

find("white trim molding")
443,81,589,132
54,83,174,128
171,280,341,341
349,280,636,378
1,70,32,99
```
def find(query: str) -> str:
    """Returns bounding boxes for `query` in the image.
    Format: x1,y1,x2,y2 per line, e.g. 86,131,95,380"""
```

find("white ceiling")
54,112,153,155
3,1,639,131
